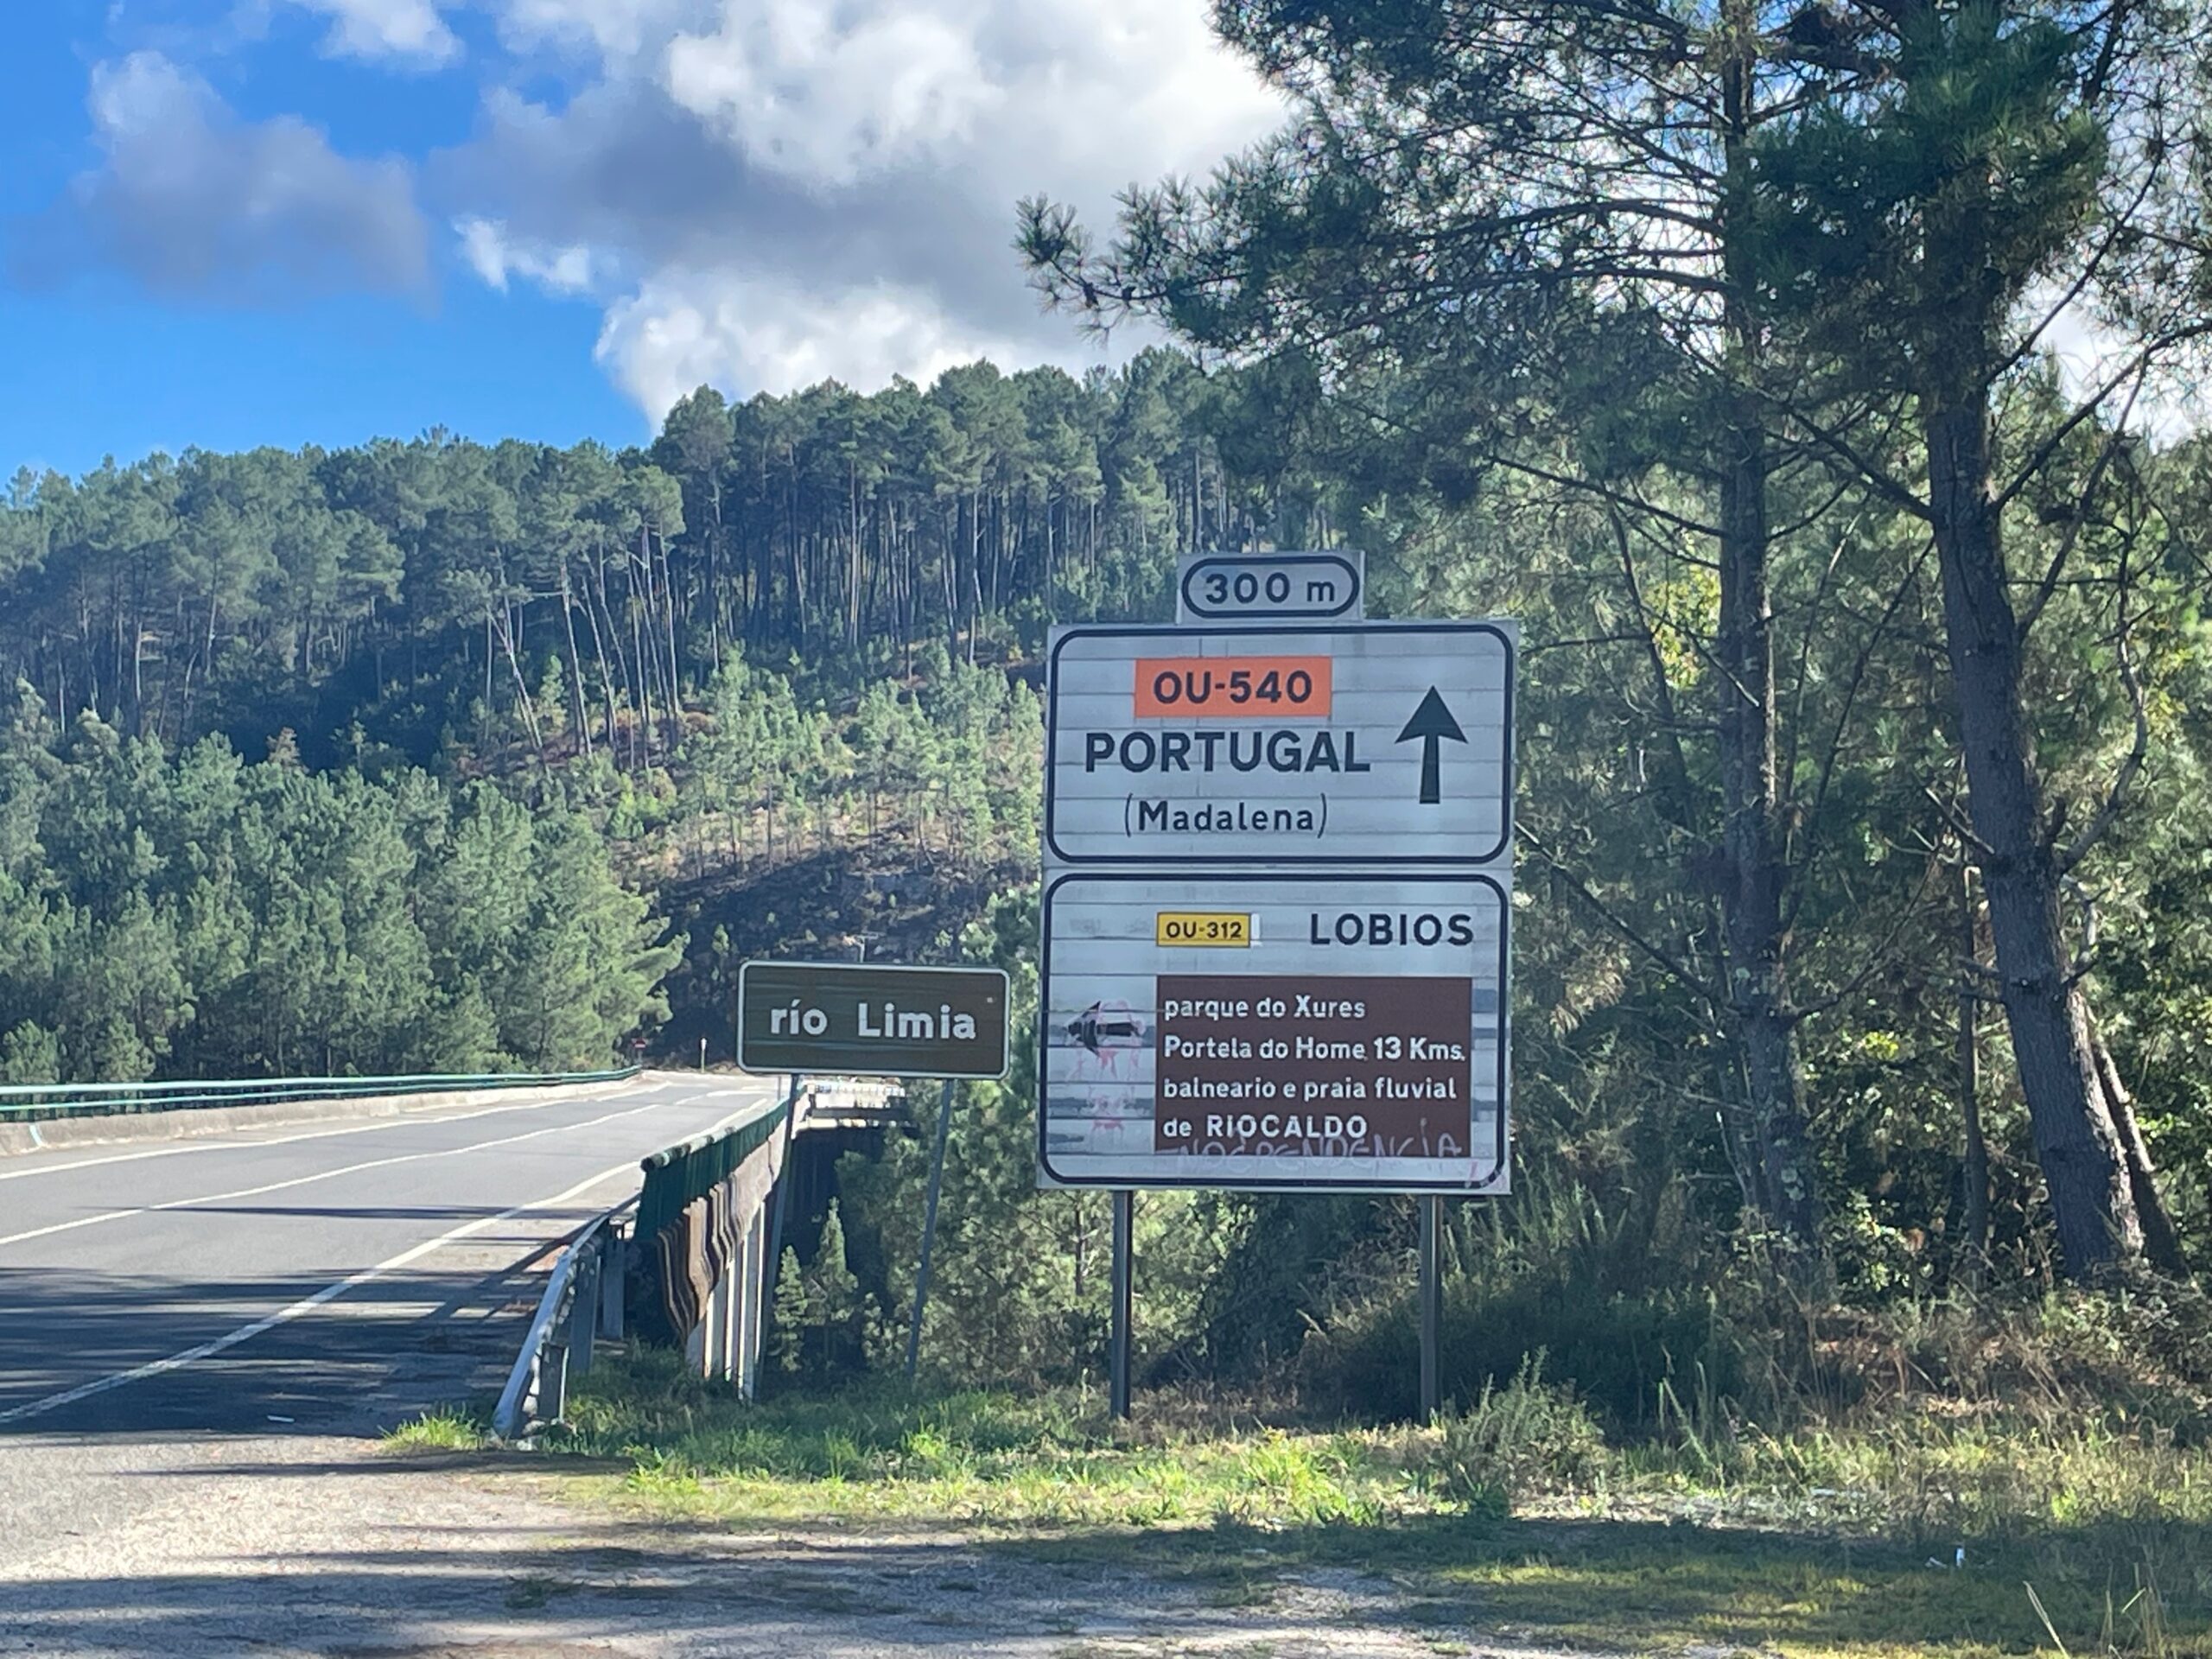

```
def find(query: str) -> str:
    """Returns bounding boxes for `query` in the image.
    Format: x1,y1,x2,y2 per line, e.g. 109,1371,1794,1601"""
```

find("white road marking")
0,1090,741,1250
0,1161,646,1427
0,1076,736,1185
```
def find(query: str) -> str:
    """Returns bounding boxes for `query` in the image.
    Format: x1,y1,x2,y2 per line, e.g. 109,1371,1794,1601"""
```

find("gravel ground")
0,1431,1548,1657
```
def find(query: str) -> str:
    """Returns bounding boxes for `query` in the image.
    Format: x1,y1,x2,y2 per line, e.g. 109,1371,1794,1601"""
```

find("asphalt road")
0,1071,772,1442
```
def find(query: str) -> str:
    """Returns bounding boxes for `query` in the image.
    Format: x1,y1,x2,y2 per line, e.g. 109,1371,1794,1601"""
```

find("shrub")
1420,1354,1608,1507
1299,1268,1750,1428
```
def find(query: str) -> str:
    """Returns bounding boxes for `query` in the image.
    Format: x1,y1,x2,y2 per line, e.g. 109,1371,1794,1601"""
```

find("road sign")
737,961,1009,1079
1177,551,1363,622
1044,620,1515,868
1039,872,1509,1192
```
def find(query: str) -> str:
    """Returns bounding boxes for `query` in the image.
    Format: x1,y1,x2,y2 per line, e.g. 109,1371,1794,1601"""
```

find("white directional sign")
1039,872,1509,1192
1039,610,1516,1196
1044,621,1515,868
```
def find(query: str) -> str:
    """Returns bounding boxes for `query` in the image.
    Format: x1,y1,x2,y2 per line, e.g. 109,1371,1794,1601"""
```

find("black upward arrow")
1395,686,1466,805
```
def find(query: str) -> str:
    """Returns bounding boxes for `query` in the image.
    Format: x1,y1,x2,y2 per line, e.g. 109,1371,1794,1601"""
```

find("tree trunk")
940,524,959,664
557,561,592,761
1956,862,1990,1289
1923,366,2139,1279
591,554,638,769
1715,397,1821,1271
1715,26,1823,1277
625,547,656,762
2091,1031,2183,1274
490,603,545,761
579,565,620,763
709,474,726,667
654,528,684,753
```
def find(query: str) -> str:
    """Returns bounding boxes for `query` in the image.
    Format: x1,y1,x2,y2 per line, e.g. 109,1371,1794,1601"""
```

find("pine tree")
771,1246,809,1376
813,1201,862,1376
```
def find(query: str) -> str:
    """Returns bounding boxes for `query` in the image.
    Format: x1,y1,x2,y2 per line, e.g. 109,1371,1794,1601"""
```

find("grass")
381,1405,493,1452
550,1351,1424,1530
386,1346,2212,1658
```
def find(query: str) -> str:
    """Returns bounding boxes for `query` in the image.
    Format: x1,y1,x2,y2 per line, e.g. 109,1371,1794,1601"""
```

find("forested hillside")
0,356,1236,1090
0,350,1283,771
0,706,677,1080
7,334,2212,1400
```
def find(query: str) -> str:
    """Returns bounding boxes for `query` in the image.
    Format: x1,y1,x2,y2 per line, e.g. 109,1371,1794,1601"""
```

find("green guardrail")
0,1065,645,1123
637,1090,794,1243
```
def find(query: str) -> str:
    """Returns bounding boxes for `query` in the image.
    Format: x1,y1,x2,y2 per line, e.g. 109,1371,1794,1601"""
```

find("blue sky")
1,0,1285,481
3,3,633,477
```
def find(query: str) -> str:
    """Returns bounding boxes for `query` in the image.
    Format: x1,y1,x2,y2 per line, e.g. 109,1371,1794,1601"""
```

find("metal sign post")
905,1077,957,1382
1039,563,1516,1420
1110,1189,1134,1420
1420,1195,1441,1419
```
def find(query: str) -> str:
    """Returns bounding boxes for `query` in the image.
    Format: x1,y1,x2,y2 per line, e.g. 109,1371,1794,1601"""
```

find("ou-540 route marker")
1043,621,1513,868
1039,613,1516,1195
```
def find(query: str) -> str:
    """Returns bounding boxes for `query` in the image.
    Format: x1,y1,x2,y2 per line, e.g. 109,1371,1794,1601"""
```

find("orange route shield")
1134,656,1333,719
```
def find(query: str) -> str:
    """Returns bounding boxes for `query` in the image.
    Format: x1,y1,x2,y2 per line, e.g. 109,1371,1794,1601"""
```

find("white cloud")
454,215,595,293
2031,290,2209,446
490,0,702,59
594,269,1031,415
14,52,429,301
664,0,994,188
440,0,1286,418
275,0,463,66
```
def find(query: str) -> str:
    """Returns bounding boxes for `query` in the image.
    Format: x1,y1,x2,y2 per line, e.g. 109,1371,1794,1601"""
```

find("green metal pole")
762,1073,802,1338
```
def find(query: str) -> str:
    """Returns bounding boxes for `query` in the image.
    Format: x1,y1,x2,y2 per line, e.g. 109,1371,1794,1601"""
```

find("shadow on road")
0,1228,601,1435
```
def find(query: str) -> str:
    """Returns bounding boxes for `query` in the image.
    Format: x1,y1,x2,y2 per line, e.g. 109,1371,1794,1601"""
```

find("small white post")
683,1315,706,1376
599,1235,625,1341
739,1207,765,1399
721,1248,742,1382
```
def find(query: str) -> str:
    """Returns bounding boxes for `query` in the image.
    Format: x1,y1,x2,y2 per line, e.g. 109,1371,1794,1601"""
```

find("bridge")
0,1067,883,1578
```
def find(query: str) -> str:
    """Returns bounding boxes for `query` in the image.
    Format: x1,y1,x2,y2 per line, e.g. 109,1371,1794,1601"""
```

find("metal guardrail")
494,1076,909,1439
499,1084,797,1438
0,1066,645,1122
637,1090,793,1242
492,1198,635,1442
801,1077,912,1128
633,1077,902,1239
